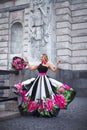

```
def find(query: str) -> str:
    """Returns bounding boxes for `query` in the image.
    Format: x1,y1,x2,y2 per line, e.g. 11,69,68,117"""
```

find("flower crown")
12,56,26,70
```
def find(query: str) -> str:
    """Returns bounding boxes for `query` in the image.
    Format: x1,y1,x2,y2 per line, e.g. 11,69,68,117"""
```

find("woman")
14,54,76,117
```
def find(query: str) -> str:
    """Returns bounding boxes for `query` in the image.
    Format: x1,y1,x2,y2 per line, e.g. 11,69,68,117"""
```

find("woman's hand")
57,60,61,65
25,57,29,64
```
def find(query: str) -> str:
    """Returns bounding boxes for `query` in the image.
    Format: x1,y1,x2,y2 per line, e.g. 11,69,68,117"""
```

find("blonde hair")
42,54,48,62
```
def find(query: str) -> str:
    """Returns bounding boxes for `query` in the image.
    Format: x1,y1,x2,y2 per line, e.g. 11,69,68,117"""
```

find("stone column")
55,0,72,70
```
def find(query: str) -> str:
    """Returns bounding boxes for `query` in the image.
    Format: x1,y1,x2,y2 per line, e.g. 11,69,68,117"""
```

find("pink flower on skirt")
45,98,53,112
63,84,71,90
38,100,44,112
20,90,26,104
27,101,38,112
58,86,64,93
54,94,66,109
14,83,23,93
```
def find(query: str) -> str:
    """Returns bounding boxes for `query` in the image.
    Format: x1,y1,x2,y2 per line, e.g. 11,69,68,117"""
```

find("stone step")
0,111,20,121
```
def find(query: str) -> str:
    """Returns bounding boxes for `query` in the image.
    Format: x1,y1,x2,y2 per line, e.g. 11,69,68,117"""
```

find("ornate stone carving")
28,0,56,64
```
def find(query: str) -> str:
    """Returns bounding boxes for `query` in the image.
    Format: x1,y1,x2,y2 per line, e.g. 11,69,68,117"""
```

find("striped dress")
14,64,76,117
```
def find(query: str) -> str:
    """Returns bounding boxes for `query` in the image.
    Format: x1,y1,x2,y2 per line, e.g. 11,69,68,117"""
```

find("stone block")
72,36,87,43
56,14,71,22
56,21,71,29
72,0,87,4
72,43,87,50
57,49,71,56
72,9,87,16
72,64,87,70
0,104,5,111
0,30,8,35
0,60,7,66
0,18,9,24
72,23,87,30
0,66,7,70
0,24,9,30
59,63,72,70
0,1,13,9
56,8,71,15
72,15,87,23
71,2,87,10
55,1,70,8
57,55,71,63
72,50,87,56
56,22,71,29
15,0,29,6
25,8,29,14
72,57,87,64
0,35,8,42
0,12,9,18
71,29,87,37
0,54,7,60
57,35,71,42
0,42,8,47
0,48,8,54
56,28,71,35
56,41,71,49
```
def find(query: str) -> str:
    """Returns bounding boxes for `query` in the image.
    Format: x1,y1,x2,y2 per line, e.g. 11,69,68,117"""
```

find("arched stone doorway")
10,22,23,54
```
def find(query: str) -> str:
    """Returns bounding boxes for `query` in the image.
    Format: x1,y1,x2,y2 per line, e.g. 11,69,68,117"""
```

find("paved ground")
0,97,87,130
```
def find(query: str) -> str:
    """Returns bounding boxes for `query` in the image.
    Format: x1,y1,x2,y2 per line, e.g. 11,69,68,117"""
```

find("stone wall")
0,0,87,97
71,0,87,70
0,12,9,70
55,0,72,70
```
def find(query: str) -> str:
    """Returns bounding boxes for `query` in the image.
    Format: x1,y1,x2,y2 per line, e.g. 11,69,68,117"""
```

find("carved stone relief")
28,0,56,64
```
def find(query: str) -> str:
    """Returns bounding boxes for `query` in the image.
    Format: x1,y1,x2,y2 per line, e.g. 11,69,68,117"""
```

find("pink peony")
45,98,53,112
14,83,23,93
63,84,71,90
27,101,38,112
58,86,64,93
38,100,44,112
54,94,66,109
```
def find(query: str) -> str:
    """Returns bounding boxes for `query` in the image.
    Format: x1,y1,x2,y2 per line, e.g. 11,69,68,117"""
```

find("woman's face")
40,55,44,62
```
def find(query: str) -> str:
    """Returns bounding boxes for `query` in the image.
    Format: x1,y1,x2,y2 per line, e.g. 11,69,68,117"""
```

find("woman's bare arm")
48,60,61,72
25,57,39,70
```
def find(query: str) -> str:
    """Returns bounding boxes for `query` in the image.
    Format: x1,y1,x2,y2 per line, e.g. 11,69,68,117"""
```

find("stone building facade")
0,0,87,99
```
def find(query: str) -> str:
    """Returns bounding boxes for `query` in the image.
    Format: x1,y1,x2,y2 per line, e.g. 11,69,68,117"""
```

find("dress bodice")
37,64,48,73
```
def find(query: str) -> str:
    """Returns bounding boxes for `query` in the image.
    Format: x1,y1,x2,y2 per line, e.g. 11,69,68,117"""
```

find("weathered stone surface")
0,18,8,24
57,35,71,42
72,50,87,56
57,55,71,63
0,42,8,47
72,57,87,64
72,64,87,70
0,30,8,35
0,48,8,54
71,29,87,37
72,9,87,16
72,43,87,50
56,41,71,49
57,49,71,56
72,15,87,23
72,0,87,4
72,23,87,30
56,14,71,22
0,24,8,30
56,28,71,35
0,54,7,59
55,1,70,8
71,2,87,10
56,21,71,29
0,12,9,18
59,63,71,70
72,36,87,43
56,7,71,15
